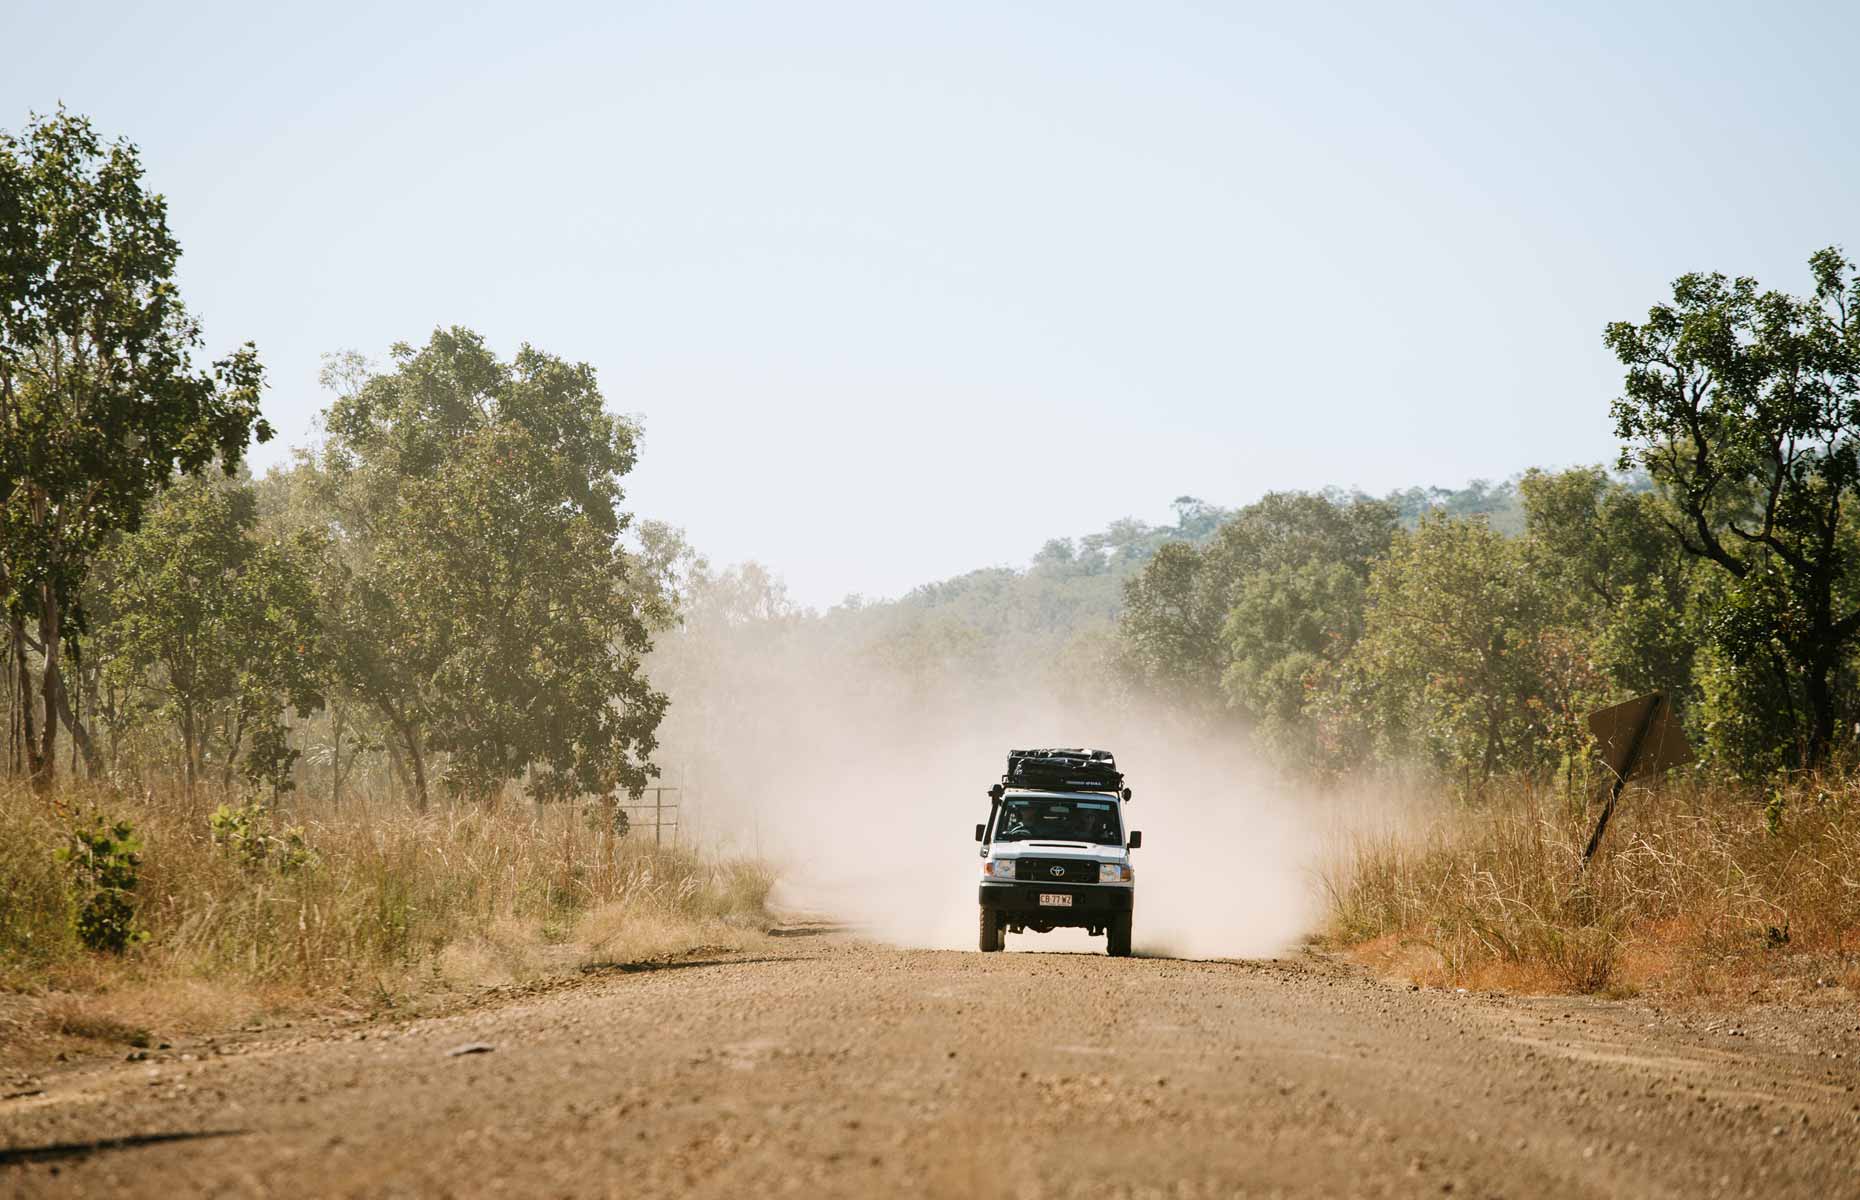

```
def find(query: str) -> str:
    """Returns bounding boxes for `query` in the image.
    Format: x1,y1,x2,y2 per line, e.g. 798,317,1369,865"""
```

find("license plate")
1038,893,1072,907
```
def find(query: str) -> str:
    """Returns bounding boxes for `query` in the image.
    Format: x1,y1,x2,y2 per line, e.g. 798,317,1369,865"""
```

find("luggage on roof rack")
1005,748,1124,793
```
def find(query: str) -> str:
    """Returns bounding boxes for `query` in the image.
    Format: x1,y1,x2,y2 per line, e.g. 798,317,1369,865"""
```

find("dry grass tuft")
1324,774,1860,998
39,993,154,1047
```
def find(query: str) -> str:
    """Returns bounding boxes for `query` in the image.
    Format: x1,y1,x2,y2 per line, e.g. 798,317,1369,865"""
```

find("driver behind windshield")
994,799,1120,844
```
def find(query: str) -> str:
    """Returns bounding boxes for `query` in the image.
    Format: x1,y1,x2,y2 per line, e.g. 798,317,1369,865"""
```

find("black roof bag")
1005,748,1123,793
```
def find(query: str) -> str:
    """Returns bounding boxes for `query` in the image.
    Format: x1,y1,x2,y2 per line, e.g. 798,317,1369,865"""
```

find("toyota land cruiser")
975,749,1141,957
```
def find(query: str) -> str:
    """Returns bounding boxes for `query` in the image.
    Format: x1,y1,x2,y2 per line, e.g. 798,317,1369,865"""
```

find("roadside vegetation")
0,776,773,1057
1324,774,1860,998
0,110,767,1057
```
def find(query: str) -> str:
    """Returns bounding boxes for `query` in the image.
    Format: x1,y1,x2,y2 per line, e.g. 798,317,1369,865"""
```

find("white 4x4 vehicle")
975,749,1141,957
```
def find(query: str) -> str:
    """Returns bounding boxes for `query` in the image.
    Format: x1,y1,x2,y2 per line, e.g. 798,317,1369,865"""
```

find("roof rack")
1000,748,1126,796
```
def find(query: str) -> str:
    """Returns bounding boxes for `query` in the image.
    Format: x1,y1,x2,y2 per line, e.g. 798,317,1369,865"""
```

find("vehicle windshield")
990,796,1122,845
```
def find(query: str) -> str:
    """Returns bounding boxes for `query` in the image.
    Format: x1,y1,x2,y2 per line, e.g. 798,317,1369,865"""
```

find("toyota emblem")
1049,866,1065,877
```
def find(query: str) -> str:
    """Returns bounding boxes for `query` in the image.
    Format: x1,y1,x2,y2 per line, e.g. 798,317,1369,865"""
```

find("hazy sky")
7,1,1857,606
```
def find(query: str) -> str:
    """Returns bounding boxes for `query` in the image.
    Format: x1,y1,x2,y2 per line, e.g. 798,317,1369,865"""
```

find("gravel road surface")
4,938,1858,1198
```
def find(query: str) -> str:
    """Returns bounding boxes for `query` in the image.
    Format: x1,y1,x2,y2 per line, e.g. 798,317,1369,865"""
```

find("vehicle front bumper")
979,881,1132,927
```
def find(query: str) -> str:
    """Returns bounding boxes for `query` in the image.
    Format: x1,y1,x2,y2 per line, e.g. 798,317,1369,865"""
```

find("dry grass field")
1325,773,1860,999
0,780,774,1064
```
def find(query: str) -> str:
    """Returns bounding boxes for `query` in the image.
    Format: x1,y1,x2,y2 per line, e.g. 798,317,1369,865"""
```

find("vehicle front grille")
1012,857,1098,884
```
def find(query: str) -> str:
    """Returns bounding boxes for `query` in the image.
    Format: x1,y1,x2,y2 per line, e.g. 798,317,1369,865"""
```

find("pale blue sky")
6,1,1856,605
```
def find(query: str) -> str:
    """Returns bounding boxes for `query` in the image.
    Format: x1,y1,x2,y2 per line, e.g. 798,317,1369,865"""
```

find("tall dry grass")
1324,774,1860,997
0,778,775,1019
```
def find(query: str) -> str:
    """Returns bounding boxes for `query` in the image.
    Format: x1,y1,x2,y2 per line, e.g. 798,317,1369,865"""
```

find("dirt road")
4,938,1858,1198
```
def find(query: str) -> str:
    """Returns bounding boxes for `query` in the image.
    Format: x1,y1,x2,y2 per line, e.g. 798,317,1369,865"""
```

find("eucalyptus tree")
1607,248,1860,767
310,329,666,807
1518,467,1700,702
1345,514,1583,786
0,109,268,789
96,475,323,796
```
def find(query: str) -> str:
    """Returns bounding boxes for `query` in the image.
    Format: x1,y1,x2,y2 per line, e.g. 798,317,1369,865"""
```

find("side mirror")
1128,830,1143,850
974,823,985,843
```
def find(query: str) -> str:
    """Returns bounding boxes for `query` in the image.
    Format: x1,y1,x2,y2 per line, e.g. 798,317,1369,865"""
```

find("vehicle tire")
979,906,1004,952
1107,913,1132,957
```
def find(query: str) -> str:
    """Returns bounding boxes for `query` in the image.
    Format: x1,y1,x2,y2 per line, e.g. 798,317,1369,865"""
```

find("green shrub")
59,818,148,954
209,801,317,872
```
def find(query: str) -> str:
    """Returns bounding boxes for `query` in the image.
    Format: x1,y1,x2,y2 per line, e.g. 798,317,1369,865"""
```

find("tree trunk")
404,725,429,812
222,706,246,792
98,673,123,774
7,613,27,779
53,672,102,776
1803,649,1838,770
180,701,199,801
24,596,62,794
385,708,429,812
385,733,409,795
1477,700,1504,790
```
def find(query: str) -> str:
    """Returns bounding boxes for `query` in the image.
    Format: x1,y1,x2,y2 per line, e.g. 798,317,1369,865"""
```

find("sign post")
1581,692,1694,866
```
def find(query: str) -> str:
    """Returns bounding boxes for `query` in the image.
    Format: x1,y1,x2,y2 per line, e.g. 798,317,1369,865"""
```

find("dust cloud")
658,630,1332,960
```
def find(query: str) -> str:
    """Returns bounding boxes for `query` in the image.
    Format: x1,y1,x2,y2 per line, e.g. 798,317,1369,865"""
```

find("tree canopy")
1607,248,1860,766
95,475,322,796
0,108,268,789
1116,491,1396,742
307,329,666,805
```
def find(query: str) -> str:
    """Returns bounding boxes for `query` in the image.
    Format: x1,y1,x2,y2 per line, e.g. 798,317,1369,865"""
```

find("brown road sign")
1582,692,1694,865
1587,692,1694,782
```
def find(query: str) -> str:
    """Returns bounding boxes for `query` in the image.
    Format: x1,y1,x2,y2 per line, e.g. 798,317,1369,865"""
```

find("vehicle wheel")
1107,913,1132,957
979,907,1004,952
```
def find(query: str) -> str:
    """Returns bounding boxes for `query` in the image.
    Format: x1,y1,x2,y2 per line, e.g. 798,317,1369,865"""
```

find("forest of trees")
1112,248,1860,786
2,112,672,809
652,277,1860,795
7,108,1860,813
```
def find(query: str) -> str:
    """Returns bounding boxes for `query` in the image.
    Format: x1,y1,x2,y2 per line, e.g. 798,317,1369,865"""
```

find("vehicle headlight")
983,858,1019,880
1099,862,1132,883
